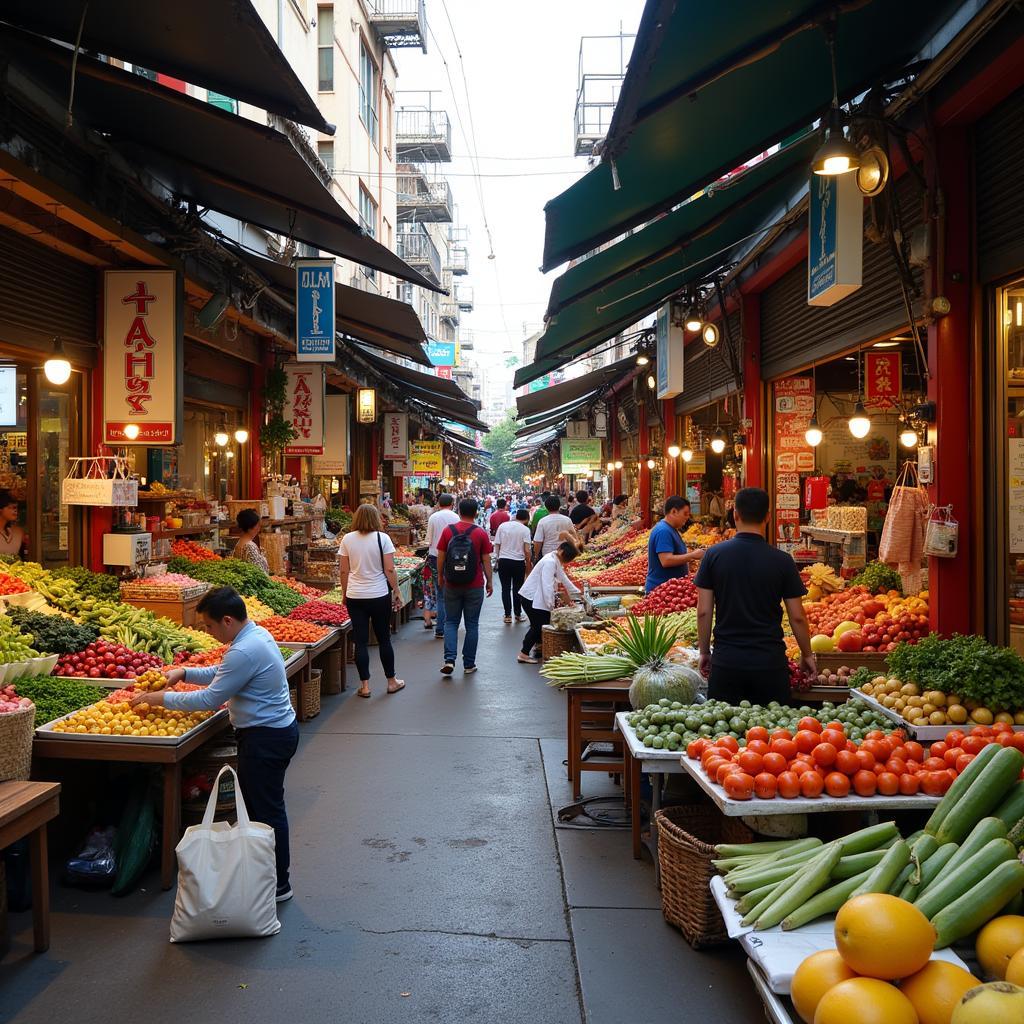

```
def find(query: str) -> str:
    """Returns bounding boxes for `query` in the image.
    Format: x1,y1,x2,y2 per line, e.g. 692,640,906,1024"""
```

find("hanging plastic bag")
169,765,280,943
924,505,959,559
878,461,929,593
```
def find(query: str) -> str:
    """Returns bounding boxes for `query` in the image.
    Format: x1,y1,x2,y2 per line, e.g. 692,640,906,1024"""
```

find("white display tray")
36,705,227,745
857,689,1024,740
0,654,59,682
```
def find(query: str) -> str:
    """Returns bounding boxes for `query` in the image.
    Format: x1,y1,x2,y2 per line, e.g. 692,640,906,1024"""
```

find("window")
317,7,334,91
359,186,377,280
359,39,379,145
317,140,335,175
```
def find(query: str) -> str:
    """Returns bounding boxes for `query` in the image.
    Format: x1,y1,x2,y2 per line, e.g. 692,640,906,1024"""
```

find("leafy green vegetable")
11,676,107,726
6,608,98,654
850,561,903,595
847,666,876,692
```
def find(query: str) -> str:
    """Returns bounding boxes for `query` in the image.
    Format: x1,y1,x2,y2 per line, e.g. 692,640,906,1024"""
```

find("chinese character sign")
383,413,408,460
103,270,182,444
773,377,816,546
283,362,325,455
295,259,336,361
864,351,901,409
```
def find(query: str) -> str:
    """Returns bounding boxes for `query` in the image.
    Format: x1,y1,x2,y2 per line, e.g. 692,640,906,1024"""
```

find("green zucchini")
921,817,1008,893
715,837,822,859
914,838,1018,920
909,834,939,885
924,742,1001,837
891,862,915,897
726,856,820,894
900,843,958,902
724,847,821,887
932,860,1024,949
993,780,1024,831
735,879,781,916
934,746,1024,846
780,868,872,931
833,821,899,856
851,840,910,898
754,846,842,931
830,849,887,880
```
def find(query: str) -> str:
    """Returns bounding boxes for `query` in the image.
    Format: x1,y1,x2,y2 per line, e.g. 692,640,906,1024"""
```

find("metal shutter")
975,86,1024,283
759,173,924,380
676,310,742,414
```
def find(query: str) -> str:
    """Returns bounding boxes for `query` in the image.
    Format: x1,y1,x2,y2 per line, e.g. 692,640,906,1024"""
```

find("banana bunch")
805,562,844,594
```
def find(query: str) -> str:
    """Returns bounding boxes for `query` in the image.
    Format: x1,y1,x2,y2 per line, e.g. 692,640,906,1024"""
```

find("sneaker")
441,662,454,675
276,884,294,903
464,665,478,674
503,616,512,623
434,633,445,639
515,615,525,622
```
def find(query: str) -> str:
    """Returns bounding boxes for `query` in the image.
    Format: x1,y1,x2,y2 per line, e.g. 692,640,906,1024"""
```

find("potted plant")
259,365,297,473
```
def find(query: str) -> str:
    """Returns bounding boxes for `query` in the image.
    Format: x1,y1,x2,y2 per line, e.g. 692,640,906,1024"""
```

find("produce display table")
565,680,632,801
306,624,349,699
0,780,60,952
32,713,229,890
123,592,205,626
282,628,347,721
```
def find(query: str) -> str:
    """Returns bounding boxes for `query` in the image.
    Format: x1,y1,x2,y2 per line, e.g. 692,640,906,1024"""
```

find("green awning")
516,354,635,418
542,0,959,271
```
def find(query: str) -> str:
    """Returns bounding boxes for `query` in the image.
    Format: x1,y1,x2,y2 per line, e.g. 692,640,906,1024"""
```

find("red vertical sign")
773,377,816,546
864,351,901,409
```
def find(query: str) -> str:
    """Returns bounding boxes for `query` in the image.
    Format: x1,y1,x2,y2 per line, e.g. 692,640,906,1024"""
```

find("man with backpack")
436,497,494,676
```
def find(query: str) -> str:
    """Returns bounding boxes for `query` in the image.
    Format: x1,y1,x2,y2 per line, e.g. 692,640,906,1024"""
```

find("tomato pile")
54,640,165,679
630,576,697,615
0,573,31,595
173,645,229,667
803,586,930,654
686,718,1024,801
288,600,350,626
258,616,333,644
586,554,648,587
170,539,221,561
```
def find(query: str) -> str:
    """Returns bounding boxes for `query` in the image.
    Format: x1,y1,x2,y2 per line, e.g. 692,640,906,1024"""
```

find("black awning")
515,355,635,419
3,27,439,290
1,0,331,134
355,347,478,408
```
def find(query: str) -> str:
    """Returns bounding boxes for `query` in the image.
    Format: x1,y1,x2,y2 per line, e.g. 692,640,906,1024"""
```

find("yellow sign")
410,440,443,475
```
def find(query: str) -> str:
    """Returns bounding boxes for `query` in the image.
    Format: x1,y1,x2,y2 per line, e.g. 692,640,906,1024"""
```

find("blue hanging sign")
807,173,862,307
296,258,336,361
426,340,456,366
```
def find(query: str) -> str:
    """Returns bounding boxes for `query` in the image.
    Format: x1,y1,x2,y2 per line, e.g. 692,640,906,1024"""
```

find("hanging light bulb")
123,422,141,441
646,458,656,470
685,310,702,332
667,444,681,459
214,431,229,447
43,337,71,385
812,108,860,175
681,446,694,463
234,428,249,444
805,413,823,447
226,450,235,459
646,374,656,390
701,323,720,348
614,460,623,470
848,401,871,439
635,353,650,366
899,421,919,448
606,461,614,472
710,428,727,455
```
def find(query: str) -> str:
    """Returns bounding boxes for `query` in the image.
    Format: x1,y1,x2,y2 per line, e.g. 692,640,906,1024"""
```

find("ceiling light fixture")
43,337,72,385
702,323,720,348
667,444,681,459
812,29,859,176
635,353,650,366
646,457,656,470
614,460,623,470
685,311,702,332
710,427,727,455
899,424,919,448
646,374,657,390
214,431,229,447
805,413,823,448
234,428,249,444
681,446,694,463
848,400,871,439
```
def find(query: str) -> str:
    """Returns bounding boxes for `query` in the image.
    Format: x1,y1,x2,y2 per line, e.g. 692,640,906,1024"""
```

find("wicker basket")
655,804,753,948
226,499,266,521
541,625,577,660
0,703,35,782
290,668,321,719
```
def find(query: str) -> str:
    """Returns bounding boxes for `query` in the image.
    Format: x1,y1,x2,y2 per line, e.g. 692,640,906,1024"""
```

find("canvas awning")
1,0,332,133
515,355,636,419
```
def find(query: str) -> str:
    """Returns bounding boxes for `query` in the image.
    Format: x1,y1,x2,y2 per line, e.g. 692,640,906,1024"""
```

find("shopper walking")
517,540,581,664
488,496,510,538
494,507,533,623
533,494,576,559
645,496,703,593
530,491,551,533
695,487,816,704
425,493,459,638
436,497,493,675
338,504,405,698
135,586,299,902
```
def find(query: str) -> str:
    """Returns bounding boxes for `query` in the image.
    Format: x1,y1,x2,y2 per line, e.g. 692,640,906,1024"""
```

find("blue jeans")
429,555,445,636
443,586,485,666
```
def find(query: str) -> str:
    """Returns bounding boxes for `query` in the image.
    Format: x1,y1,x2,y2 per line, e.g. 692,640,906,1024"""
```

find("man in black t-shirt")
694,487,816,705
568,489,599,540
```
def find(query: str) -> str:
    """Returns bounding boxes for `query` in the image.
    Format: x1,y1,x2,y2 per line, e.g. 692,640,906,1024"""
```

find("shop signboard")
593,405,608,437
0,366,16,426
383,412,408,460
312,394,349,476
683,451,706,475
560,438,602,472
410,440,443,475
864,351,902,409
295,258,336,361
103,269,183,444
390,455,412,475
436,365,453,380
283,362,325,455
528,374,550,393
426,340,456,366
655,304,684,400
774,377,815,545
359,480,380,494
808,173,862,307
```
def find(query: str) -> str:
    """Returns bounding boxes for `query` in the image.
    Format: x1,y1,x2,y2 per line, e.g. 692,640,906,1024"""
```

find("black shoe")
276,884,293,903
434,633,445,639
441,662,454,675
464,665,478,674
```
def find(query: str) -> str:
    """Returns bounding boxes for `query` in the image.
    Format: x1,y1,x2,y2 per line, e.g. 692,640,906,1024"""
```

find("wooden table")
33,713,229,891
565,680,632,801
288,626,348,719
0,781,60,951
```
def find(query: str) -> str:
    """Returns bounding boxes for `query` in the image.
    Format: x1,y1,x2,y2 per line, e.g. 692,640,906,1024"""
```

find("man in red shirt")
488,497,510,538
437,497,494,676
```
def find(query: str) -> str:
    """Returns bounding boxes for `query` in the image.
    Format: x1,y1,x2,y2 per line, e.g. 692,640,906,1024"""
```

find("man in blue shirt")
645,496,703,593
132,586,299,902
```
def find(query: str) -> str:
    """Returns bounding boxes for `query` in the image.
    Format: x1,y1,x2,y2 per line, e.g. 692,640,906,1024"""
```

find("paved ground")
1,596,761,1023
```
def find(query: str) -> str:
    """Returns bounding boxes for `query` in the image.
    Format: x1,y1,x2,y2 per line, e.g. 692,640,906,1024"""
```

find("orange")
1006,947,1024,987
976,916,1024,980
900,960,980,1024
835,893,935,979
814,977,917,1024
791,950,857,1024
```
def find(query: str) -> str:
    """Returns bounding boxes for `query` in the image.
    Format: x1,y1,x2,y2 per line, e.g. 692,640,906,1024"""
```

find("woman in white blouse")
516,539,581,664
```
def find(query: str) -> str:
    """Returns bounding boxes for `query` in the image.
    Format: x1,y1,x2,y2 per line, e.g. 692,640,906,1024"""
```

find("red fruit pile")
173,645,230,667
587,554,649,587
0,573,30,595
54,640,165,679
287,600,350,626
170,539,221,561
630,576,697,615
270,576,323,598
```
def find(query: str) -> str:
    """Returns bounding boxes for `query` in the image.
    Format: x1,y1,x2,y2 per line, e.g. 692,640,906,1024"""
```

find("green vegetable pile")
260,582,305,616
0,617,38,662
850,561,904,595
6,608,98,654
10,676,106,726
887,633,1024,711
49,566,121,603
168,556,308,616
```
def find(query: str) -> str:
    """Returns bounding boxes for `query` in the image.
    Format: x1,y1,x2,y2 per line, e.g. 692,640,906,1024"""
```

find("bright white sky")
392,0,645,394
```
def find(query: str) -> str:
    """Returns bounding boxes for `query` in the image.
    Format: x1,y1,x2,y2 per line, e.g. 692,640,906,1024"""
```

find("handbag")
169,765,280,942
376,531,393,596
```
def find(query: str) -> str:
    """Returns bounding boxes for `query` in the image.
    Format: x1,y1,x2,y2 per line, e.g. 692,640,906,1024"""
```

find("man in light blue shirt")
132,586,299,902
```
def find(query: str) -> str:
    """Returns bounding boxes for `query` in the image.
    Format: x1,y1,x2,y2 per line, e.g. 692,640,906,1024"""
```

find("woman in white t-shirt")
339,504,404,698
493,508,533,624
516,540,582,664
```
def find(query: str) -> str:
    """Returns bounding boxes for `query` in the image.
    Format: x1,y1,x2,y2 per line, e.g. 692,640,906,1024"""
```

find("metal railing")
440,300,460,322
455,284,474,312
396,165,453,218
445,245,468,274
396,226,441,283
365,1,427,50
396,108,452,153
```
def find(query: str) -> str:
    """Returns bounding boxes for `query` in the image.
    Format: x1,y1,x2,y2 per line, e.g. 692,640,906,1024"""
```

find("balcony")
459,330,475,351
365,1,427,53
455,284,474,312
573,34,633,157
396,107,452,162
397,164,453,222
396,225,442,288
440,300,460,325
445,244,468,275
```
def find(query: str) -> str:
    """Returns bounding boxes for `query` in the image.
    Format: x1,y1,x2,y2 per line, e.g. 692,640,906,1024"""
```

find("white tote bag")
169,765,281,942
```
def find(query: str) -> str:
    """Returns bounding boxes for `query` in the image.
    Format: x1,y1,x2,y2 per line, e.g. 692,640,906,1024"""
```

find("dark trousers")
497,558,526,617
346,594,396,680
708,664,790,706
236,721,300,889
520,597,550,655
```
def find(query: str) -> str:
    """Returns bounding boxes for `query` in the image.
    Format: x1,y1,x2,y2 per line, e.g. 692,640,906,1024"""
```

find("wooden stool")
565,680,632,801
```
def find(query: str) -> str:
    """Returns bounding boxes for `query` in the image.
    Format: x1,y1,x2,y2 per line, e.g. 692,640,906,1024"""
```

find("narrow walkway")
2,599,760,1023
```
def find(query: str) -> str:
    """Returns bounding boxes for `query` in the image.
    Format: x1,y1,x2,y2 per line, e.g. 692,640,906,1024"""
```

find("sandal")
387,680,406,694
357,687,371,698
517,654,539,665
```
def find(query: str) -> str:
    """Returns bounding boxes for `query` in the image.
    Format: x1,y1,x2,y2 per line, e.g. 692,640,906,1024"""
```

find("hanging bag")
878,461,929,594
169,765,280,943
924,505,959,559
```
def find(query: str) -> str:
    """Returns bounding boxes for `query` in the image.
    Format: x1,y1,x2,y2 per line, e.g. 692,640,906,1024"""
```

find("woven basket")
0,703,35,782
541,625,577,660
289,668,321,719
226,499,265,520
655,804,753,948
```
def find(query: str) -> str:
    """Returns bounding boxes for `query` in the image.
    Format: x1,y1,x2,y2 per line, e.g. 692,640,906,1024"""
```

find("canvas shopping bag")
878,462,928,567
169,765,281,942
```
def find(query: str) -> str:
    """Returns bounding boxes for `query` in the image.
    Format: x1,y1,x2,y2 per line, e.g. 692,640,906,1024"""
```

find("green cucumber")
715,838,822,859
735,880,781,916
934,746,1024,846
921,817,1007,894
932,860,1024,948
909,834,939,885
851,839,910,897
831,849,887,880
780,869,872,931
833,821,899,855
993,780,1024,831
726,856,821,894
924,742,1001,837
754,846,842,930
724,847,821,887
900,843,958,901
914,838,1018,920
891,862,915,897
